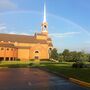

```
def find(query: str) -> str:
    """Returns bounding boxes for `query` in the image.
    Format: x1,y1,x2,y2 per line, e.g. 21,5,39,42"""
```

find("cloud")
0,24,7,32
0,0,17,11
49,32,80,38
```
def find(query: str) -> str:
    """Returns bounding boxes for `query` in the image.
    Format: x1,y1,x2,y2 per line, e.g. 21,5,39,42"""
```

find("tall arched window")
1,48,4,50
35,50,39,53
7,48,9,50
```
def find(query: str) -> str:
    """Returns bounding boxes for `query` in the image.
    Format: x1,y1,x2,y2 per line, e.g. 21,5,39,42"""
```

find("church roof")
48,43,53,46
0,43,14,48
0,33,47,44
36,33,47,36
47,38,52,41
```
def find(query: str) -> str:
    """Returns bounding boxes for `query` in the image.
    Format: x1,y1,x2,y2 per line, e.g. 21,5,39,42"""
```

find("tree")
88,54,90,62
76,52,88,62
58,53,64,62
69,51,78,62
62,49,70,61
50,48,58,60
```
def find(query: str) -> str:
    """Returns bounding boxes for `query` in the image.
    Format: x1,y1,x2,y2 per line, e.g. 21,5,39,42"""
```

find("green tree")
88,54,90,62
62,49,70,61
84,53,90,62
50,48,58,60
69,51,78,62
58,53,64,62
73,51,89,62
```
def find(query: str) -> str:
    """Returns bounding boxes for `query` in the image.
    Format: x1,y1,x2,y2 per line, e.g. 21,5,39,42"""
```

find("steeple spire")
41,0,48,35
43,1,46,22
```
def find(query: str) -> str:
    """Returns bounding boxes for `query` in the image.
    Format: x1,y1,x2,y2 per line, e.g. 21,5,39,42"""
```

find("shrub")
40,59,50,61
29,59,34,61
16,58,20,61
85,64,90,68
72,62,85,68
28,63,34,66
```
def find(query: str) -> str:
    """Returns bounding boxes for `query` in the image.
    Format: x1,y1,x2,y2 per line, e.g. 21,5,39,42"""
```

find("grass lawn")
0,61,31,68
40,62,90,83
0,60,41,67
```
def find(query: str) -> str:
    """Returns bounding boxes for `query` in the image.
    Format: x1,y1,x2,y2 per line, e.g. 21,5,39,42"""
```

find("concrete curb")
38,67,90,88
69,78,90,88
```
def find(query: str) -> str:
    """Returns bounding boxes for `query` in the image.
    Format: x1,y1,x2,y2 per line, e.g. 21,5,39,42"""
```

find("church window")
1,48,4,50
49,48,52,50
35,51,39,53
7,48,9,50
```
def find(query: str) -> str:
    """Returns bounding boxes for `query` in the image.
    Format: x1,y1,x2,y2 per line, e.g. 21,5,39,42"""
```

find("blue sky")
0,0,90,52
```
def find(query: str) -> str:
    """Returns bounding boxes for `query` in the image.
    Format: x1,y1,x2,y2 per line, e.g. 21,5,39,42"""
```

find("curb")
69,78,90,88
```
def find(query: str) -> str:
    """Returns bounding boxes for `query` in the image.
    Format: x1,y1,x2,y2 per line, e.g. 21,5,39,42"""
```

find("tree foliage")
58,53,63,62
50,48,58,60
62,49,70,62
61,50,90,62
50,48,90,62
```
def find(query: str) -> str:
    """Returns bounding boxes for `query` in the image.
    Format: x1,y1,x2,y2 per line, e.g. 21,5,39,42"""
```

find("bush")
29,59,34,61
16,59,20,61
40,59,50,61
28,63,34,66
85,64,90,68
72,62,85,68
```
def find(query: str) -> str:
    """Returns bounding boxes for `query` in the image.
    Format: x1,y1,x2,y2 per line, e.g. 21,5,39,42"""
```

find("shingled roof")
48,43,53,46
36,33,47,36
47,38,52,41
0,43,14,48
0,33,47,44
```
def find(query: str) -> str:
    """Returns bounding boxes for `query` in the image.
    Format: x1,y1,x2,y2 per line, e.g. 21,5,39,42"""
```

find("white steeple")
43,1,46,22
41,0,48,35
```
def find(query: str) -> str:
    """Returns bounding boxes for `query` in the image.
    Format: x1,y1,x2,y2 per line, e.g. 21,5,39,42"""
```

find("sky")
0,0,90,52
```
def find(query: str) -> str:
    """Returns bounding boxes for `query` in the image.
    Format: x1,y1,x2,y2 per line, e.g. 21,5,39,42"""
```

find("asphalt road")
0,68,89,90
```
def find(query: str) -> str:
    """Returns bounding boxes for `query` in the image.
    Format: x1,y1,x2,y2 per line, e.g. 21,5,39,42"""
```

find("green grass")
40,62,90,83
0,61,33,68
0,60,44,67
0,61,30,65
0,60,42,67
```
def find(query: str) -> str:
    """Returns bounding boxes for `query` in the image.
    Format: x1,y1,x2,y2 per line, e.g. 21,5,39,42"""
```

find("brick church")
0,3,53,61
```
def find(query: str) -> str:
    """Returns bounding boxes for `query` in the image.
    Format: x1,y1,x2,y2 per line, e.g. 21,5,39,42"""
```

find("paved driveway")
0,68,89,90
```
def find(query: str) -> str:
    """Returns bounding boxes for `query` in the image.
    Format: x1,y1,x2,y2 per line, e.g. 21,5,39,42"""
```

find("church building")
0,3,53,61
